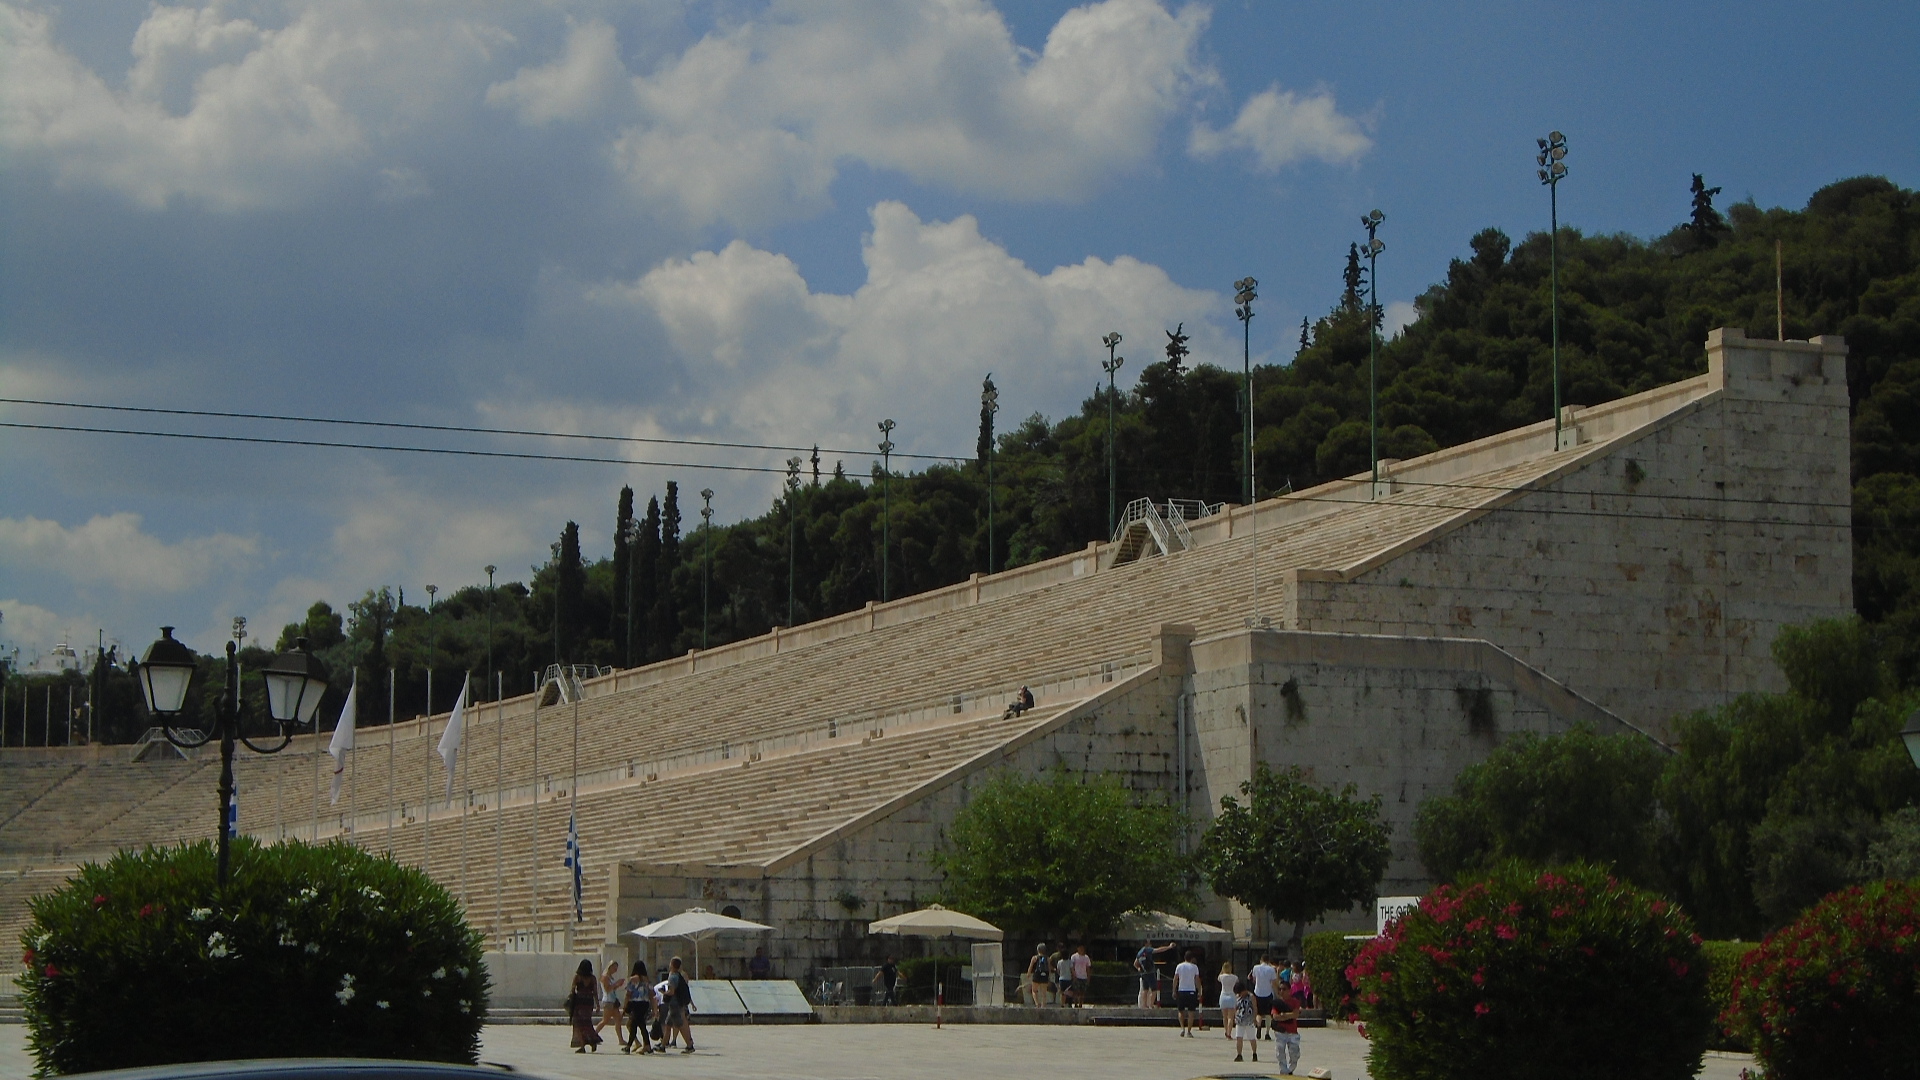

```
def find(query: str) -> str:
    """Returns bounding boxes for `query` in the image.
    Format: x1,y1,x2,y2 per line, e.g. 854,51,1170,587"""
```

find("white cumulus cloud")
485,18,628,126
604,0,1214,227
1189,83,1371,172
581,200,1227,461
0,513,258,594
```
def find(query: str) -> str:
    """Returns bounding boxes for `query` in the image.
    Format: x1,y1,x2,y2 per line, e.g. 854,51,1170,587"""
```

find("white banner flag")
328,673,358,805
436,674,469,799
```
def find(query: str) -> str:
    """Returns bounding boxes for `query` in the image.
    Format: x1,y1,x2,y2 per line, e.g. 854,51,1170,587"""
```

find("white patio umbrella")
628,906,775,976
1117,910,1232,942
868,904,1002,1025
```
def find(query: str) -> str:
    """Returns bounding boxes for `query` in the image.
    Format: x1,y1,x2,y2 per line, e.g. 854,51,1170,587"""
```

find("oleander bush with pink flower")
1348,862,1711,1080
1721,878,1920,1079
16,837,487,1075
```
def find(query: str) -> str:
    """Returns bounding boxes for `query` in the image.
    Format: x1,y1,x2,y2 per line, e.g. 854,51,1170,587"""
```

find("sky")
2,0,1917,669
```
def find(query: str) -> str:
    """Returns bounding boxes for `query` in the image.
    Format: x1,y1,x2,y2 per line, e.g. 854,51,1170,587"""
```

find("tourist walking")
875,956,899,1006
623,966,655,1054
1173,949,1202,1036
567,959,602,1053
1273,977,1303,1074
1249,953,1279,1039
1069,945,1091,1008
1053,951,1072,1007
1216,961,1239,1037
1231,983,1259,1063
596,960,626,1047
1293,961,1315,1008
664,956,697,1054
1027,943,1051,1007
1134,939,1173,1008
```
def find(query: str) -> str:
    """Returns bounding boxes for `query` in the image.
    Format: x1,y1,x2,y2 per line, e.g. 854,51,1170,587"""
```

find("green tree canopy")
930,770,1191,938
1414,726,1669,888
1198,764,1391,952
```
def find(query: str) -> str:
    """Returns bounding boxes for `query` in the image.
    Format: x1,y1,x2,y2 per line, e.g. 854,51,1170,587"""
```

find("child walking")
1232,983,1259,1063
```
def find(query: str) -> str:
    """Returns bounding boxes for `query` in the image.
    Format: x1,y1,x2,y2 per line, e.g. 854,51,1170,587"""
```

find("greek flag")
562,812,583,923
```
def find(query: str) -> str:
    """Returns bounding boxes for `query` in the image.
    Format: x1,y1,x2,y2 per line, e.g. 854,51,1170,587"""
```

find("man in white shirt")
1173,950,1203,1036
1069,945,1092,1009
1248,955,1279,1040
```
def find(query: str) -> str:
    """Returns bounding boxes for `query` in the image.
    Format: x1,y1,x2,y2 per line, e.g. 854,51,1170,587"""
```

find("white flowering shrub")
16,837,487,1074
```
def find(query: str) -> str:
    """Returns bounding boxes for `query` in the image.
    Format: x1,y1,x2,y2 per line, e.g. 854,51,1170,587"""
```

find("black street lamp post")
134,627,331,886
786,456,803,627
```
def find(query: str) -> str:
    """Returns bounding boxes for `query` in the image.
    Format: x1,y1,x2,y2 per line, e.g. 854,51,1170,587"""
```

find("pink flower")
1494,924,1516,940
92,894,107,907
1474,1002,1490,1016
44,964,60,977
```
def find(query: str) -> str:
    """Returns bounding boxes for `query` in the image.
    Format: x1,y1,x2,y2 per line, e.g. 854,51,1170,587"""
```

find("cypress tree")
611,486,634,646
556,522,585,664
636,496,661,662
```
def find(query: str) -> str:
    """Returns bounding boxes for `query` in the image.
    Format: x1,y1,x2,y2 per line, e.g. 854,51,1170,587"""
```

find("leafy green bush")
16,838,487,1074
1349,863,1711,1080
1700,941,1756,1051
1303,929,1366,1018
1723,879,1920,1078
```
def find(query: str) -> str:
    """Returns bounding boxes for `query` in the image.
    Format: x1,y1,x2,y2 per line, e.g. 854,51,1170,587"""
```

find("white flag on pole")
328,673,357,805
437,674,469,799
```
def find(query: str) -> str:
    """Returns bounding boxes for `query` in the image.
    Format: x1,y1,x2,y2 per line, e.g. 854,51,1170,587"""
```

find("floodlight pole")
982,375,999,575
1361,212,1385,492
1234,278,1258,506
1101,334,1124,536
699,489,715,649
1538,132,1569,448
786,457,802,628
878,420,896,602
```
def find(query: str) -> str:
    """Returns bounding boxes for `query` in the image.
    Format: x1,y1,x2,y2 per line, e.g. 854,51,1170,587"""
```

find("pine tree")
1684,173,1727,247
635,496,661,662
611,485,634,646
556,522,585,664
1298,316,1310,355
977,375,997,470
1342,244,1366,311
650,483,682,656
1164,323,1190,374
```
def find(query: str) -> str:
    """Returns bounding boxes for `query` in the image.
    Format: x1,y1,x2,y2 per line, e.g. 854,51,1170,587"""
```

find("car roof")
71,1059,537,1080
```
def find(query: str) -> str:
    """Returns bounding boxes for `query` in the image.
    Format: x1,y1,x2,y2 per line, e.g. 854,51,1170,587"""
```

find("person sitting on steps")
1003,686,1036,718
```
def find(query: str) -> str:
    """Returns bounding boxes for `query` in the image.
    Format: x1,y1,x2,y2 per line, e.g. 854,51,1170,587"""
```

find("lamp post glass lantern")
135,627,333,886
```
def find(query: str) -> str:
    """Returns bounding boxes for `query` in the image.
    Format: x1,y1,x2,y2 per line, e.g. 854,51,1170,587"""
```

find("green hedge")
1303,930,1368,1018
1724,879,1920,1078
1700,941,1756,1052
16,838,487,1075
1350,863,1711,1080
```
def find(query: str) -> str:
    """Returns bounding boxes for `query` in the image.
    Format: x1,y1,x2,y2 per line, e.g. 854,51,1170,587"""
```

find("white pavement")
0,1023,1758,1080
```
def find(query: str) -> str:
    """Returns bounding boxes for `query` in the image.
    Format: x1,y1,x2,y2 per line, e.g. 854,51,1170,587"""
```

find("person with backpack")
663,956,697,1054
1026,943,1051,1006
622,961,655,1054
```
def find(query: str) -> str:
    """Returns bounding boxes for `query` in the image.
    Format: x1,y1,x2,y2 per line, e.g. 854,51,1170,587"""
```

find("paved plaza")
0,1021,1757,1079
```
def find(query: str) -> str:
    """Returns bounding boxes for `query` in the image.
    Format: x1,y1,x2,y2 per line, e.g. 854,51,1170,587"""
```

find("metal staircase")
1109,498,1225,566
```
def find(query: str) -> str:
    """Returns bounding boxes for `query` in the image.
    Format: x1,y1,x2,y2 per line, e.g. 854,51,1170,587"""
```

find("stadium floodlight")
1361,210,1386,492
1102,333,1125,536
982,374,1000,575
878,420,896,602
1538,130,1570,449
134,625,333,886
1234,277,1257,505
700,488,715,648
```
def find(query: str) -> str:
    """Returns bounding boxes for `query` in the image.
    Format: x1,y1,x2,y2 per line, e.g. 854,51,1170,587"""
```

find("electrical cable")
0,396,961,463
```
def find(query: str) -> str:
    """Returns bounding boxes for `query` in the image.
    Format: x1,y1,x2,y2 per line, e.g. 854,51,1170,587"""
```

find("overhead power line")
0,396,963,464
